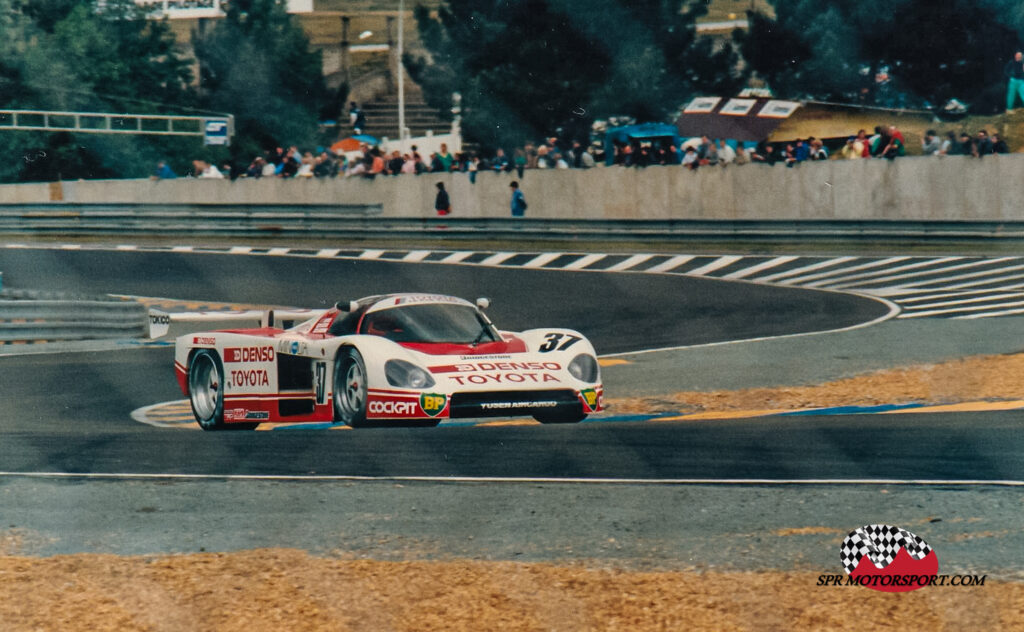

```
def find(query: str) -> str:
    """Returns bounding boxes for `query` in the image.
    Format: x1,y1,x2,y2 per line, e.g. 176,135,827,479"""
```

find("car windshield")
360,303,498,344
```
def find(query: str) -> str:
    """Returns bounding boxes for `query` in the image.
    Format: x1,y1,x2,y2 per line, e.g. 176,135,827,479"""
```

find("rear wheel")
188,349,257,431
333,348,369,427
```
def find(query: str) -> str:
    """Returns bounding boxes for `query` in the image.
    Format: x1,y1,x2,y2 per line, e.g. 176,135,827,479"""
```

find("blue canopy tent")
604,123,682,165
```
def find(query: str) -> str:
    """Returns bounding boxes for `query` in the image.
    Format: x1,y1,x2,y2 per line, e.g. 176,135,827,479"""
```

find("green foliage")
0,0,331,182
193,0,329,155
408,0,747,149
738,0,1020,112
0,0,202,181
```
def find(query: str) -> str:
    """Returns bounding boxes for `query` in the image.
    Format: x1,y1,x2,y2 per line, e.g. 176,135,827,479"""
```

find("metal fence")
0,290,147,343
3,203,1024,242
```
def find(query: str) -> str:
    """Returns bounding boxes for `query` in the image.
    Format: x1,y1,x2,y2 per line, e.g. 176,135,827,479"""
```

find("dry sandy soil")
4,352,1023,631
606,351,1024,415
1,549,1021,632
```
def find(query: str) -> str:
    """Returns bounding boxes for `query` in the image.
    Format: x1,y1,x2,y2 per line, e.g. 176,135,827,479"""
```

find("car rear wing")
148,308,328,339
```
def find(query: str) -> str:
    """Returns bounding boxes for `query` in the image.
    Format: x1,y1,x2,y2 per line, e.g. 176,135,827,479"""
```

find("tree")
408,0,747,149
193,0,330,157
737,0,1019,113
0,0,197,181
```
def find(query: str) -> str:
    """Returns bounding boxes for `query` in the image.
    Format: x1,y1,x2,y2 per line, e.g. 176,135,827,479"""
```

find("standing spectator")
526,144,539,169
468,154,480,183
993,133,1010,154
370,148,385,176
387,150,404,175
434,182,451,216
509,181,527,217
492,148,510,172
681,145,699,169
880,126,905,160
245,157,264,178
793,138,810,162
580,146,596,168
696,136,713,164
514,149,527,177
976,130,994,156
940,131,958,155
840,136,864,159
717,140,735,166
193,159,224,179
401,153,417,174
152,160,177,179
437,143,454,172
854,130,871,157
1005,51,1024,111
809,139,828,160
867,126,886,156
279,155,300,177
734,145,749,165
750,140,772,163
783,142,798,167
349,102,366,134
569,141,583,168
296,153,315,178
958,132,974,156
313,152,336,178
704,138,719,166
921,130,942,155
262,154,278,177
536,145,550,168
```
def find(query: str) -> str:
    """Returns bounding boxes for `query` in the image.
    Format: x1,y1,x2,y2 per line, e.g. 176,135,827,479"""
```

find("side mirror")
336,300,360,312
476,297,490,311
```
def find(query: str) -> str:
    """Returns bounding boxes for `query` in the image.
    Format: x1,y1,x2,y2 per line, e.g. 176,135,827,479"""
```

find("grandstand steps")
353,94,452,140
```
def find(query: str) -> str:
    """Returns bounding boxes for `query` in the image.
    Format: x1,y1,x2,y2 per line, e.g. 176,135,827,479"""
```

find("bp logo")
840,524,938,593
419,393,447,417
580,388,598,410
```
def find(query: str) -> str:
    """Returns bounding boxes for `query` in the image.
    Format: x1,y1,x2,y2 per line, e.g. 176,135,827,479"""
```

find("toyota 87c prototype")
174,294,604,430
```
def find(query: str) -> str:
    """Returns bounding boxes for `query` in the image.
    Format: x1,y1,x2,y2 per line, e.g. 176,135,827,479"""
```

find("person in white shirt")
681,146,699,169
717,139,736,166
193,159,224,179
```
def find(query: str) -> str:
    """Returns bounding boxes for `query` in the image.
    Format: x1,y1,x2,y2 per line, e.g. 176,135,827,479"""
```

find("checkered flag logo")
840,524,933,575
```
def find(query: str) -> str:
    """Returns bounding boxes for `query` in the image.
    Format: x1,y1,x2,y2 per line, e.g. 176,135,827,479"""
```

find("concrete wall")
3,155,1024,221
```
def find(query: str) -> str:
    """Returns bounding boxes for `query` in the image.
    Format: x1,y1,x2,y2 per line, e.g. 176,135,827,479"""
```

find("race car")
173,293,603,430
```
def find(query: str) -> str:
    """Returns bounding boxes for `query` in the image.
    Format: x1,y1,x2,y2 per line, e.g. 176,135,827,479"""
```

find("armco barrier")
3,155,1024,222
2,210,1024,242
0,290,147,343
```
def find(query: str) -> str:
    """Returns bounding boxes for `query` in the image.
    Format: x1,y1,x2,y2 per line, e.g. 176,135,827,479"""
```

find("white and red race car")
173,293,604,430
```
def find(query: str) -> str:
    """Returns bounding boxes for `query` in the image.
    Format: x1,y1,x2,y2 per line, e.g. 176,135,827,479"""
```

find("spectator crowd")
165,124,1015,182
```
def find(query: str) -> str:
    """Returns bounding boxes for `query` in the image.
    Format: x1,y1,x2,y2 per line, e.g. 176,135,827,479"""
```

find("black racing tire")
533,409,587,424
188,349,257,431
333,348,369,428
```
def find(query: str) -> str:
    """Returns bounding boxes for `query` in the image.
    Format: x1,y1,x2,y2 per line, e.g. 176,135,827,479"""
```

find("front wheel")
333,348,369,427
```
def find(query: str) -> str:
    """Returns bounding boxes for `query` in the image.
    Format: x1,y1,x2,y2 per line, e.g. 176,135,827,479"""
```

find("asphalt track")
4,248,1022,482
0,248,886,353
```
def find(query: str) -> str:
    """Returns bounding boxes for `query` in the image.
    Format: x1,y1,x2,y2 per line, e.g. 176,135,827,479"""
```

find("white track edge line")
601,292,900,358
0,472,1022,485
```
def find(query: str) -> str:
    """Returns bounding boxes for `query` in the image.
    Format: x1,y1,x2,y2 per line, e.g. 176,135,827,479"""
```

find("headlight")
385,359,435,389
567,354,599,383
